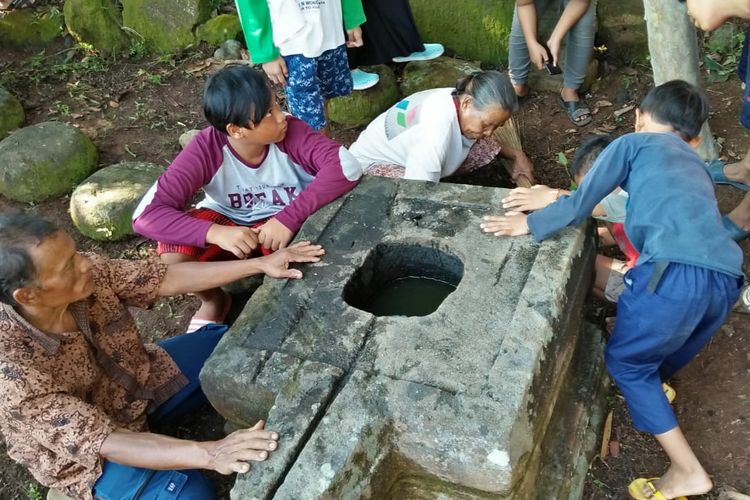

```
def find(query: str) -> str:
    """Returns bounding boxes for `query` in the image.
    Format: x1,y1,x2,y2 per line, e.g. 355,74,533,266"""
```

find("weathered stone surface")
196,14,241,46
0,8,63,47
328,65,399,128
0,122,97,203
0,87,24,139
214,39,243,60
202,177,607,498
64,0,129,55
70,161,164,241
400,56,480,96
598,0,649,64
409,0,514,66
122,0,211,53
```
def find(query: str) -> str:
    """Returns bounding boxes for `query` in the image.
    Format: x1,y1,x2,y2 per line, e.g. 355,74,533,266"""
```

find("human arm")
157,241,324,296
132,129,225,249
502,185,569,212
497,145,535,183
235,0,280,64
547,0,591,65
342,0,366,30
516,0,548,69
272,117,361,233
100,420,278,474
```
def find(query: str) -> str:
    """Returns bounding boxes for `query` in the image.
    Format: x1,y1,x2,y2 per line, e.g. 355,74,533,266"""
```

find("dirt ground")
0,22,748,500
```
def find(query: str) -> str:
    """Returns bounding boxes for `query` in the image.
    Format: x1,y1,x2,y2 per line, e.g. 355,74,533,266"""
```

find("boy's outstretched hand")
502,185,561,212
481,212,530,236
258,218,294,251
257,241,325,279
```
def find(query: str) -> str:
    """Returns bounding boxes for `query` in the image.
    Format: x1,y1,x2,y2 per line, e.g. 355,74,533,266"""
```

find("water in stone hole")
366,276,456,317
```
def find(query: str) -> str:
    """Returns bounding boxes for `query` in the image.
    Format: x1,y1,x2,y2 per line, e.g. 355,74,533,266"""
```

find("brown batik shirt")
0,254,188,500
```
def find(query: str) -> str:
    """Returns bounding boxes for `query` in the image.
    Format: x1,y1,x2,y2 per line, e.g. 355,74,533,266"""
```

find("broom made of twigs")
493,116,532,188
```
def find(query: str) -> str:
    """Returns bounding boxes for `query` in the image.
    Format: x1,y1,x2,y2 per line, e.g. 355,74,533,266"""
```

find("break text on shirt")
227,186,299,209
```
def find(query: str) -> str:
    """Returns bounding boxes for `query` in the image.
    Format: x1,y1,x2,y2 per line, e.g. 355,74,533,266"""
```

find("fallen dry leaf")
595,100,613,107
614,104,635,118
600,411,613,459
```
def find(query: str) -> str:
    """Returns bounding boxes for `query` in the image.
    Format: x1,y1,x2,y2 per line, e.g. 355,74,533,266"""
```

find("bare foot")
722,158,750,186
645,465,713,499
193,288,230,321
727,191,750,231
513,83,528,98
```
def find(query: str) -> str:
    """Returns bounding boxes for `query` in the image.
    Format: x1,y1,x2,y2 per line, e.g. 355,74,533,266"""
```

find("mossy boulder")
64,0,129,55
328,65,399,128
70,161,164,241
408,0,514,65
0,8,63,47
597,0,648,64
196,14,242,46
122,0,211,53
400,57,481,96
0,87,24,139
0,122,98,203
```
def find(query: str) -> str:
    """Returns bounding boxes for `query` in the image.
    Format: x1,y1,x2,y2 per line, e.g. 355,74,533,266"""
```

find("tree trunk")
643,0,717,160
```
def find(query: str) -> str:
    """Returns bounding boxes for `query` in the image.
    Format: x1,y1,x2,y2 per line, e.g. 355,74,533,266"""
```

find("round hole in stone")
343,243,464,317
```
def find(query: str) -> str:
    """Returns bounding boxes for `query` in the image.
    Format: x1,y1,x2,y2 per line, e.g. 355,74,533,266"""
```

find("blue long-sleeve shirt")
527,132,743,278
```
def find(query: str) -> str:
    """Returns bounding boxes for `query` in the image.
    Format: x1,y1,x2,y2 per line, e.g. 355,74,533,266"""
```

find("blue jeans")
508,0,596,90
605,263,740,435
92,324,228,500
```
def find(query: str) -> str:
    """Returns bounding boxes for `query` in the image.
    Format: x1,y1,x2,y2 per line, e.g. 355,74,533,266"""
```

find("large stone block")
0,87,24,139
70,161,164,241
195,14,242,47
328,65,399,128
408,0,514,66
64,0,129,55
0,8,63,47
202,177,608,498
597,0,649,64
122,0,211,53
0,122,98,203
400,57,481,96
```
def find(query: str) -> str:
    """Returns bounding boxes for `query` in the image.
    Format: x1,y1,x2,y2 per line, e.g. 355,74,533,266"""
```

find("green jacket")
235,0,366,64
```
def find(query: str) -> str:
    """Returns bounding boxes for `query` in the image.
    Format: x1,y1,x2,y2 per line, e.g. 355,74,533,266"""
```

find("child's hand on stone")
258,241,325,279
480,212,530,236
206,224,260,259
258,218,294,251
502,185,561,212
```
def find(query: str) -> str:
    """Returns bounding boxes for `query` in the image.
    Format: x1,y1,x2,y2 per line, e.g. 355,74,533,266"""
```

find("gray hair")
0,212,59,306
455,70,519,113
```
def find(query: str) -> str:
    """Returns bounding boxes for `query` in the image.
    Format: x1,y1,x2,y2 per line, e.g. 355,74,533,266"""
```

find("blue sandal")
707,159,750,191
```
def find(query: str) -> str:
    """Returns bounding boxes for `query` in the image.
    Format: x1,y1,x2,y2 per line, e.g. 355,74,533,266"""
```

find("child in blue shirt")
481,80,743,500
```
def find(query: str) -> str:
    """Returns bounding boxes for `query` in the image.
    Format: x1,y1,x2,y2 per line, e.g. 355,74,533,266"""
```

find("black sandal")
557,96,592,127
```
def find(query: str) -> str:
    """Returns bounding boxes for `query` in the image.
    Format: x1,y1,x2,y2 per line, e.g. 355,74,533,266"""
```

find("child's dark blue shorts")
283,44,353,130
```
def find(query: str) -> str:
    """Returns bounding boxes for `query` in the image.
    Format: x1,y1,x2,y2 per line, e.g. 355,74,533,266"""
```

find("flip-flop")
628,477,688,500
722,215,750,241
557,96,592,126
187,291,233,333
706,159,750,191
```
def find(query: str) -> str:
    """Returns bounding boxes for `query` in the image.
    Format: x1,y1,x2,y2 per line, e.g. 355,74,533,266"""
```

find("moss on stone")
408,0,514,65
0,122,98,203
328,65,400,128
122,0,211,53
0,87,24,139
597,0,649,64
400,57,481,96
195,14,242,46
64,0,129,55
0,8,63,47
70,161,164,241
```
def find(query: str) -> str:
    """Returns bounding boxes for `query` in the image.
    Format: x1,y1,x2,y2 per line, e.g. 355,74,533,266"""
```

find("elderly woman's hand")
510,152,535,184
257,241,325,279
